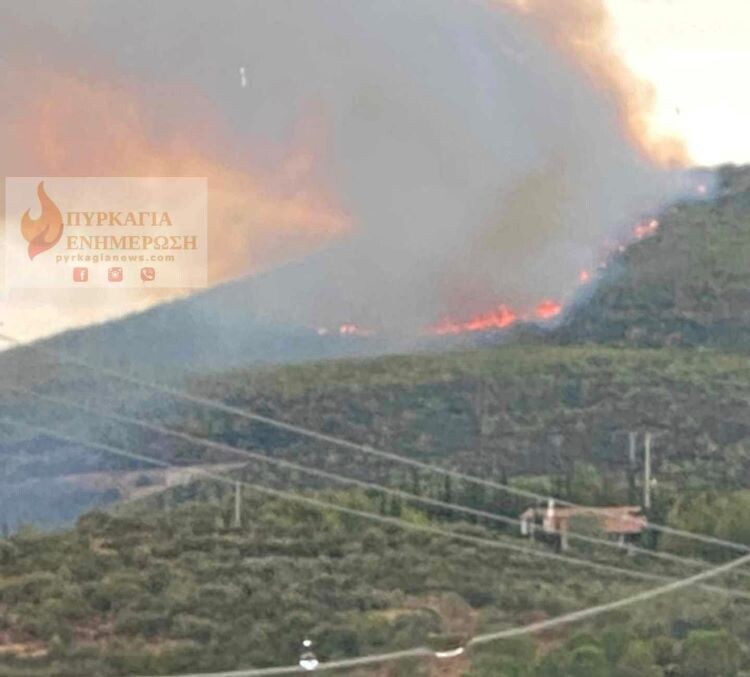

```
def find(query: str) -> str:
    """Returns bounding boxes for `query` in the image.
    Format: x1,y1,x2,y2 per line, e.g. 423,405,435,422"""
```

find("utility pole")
628,431,637,504
233,481,242,528
643,432,652,510
476,379,486,458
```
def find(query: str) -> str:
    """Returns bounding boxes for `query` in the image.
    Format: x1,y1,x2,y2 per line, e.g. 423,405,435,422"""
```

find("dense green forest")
2,484,750,676
3,338,750,674
4,343,750,547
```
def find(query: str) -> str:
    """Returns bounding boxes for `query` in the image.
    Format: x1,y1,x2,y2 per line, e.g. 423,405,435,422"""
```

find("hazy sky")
608,0,750,165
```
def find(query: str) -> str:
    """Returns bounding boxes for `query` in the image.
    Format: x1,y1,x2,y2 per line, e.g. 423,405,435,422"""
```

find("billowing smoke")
0,0,694,338
506,0,688,167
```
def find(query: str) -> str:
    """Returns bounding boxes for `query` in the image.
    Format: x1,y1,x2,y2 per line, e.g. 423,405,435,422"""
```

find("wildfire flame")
331,203,661,340
339,323,359,335
633,218,659,240
534,299,562,319
424,199,672,338
430,298,564,335
431,305,518,335
338,323,372,336
20,181,64,260
3,2,691,341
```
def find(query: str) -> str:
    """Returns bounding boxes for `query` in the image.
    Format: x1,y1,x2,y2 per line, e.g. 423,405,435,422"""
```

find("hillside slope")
4,343,750,536
1,485,748,677
5,165,750,385
3,166,750,531
559,165,750,347
4,168,750,674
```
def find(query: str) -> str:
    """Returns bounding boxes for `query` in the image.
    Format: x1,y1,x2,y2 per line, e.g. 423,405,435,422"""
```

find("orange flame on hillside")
431,305,518,335
633,218,659,240
430,298,563,335
338,323,372,336
534,299,562,319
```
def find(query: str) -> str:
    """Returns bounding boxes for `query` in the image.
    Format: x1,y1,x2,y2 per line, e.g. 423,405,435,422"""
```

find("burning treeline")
1,0,697,339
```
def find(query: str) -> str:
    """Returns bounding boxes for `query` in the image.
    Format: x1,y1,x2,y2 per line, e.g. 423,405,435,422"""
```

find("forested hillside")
3,336,750,544
4,166,750,675
4,165,750,534
3,343,750,538
1,484,749,677
559,165,750,347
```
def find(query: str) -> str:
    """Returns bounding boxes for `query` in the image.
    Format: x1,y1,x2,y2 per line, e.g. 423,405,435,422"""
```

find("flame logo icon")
21,181,64,260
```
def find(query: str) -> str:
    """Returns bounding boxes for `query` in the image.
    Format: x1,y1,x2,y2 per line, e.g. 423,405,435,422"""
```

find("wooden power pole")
628,431,637,504
233,481,242,528
643,432,652,510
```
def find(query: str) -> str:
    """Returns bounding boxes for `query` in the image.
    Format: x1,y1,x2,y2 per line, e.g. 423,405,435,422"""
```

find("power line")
1,331,748,554
4,416,749,603
6,385,750,585
468,546,750,644
5,418,750,674
138,647,435,677
131,549,750,677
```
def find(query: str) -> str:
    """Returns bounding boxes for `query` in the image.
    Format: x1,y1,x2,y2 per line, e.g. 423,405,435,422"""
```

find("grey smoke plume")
1,0,692,335
229,0,690,331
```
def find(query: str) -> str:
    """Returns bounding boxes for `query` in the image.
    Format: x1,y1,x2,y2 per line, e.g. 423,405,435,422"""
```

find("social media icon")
73,267,88,282
108,267,123,282
140,267,156,282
